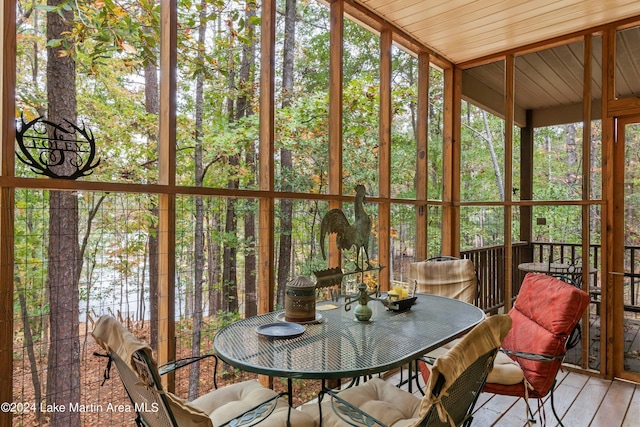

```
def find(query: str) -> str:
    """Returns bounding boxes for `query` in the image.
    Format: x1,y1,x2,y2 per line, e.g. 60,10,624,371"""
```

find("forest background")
10,0,597,426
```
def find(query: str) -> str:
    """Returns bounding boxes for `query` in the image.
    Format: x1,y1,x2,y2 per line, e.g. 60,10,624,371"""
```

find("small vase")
354,302,372,321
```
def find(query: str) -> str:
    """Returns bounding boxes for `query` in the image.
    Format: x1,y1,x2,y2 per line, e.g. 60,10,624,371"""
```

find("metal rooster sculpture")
320,184,373,271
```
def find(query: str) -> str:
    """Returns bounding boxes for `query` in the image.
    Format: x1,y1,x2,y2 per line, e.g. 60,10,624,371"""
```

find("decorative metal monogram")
15,116,100,180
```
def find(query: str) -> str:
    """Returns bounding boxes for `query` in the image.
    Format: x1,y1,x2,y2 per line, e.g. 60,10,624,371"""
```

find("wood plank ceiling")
353,0,640,127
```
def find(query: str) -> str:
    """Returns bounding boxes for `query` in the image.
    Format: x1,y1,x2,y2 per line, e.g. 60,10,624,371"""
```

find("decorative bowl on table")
380,293,417,312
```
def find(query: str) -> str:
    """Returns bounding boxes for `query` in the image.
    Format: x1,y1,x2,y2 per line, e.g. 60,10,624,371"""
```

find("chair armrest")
158,354,218,376
320,388,389,427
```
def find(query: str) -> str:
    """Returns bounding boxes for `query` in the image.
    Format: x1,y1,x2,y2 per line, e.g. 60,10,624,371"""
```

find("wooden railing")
462,241,640,313
461,242,527,313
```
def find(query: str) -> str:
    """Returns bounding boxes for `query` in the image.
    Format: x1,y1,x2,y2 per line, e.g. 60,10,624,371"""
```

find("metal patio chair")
92,315,314,427
482,273,590,426
304,314,512,427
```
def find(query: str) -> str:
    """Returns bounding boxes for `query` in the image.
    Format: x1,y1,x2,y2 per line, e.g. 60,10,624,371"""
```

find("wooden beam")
257,0,276,390
327,0,344,269
415,52,430,261
258,0,275,314
158,0,177,392
442,66,459,255
607,97,640,117
581,33,592,371
602,27,615,380
340,0,452,69
0,4,15,422
378,28,391,290
329,0,343,199
504,54,514,312
458,15,640,70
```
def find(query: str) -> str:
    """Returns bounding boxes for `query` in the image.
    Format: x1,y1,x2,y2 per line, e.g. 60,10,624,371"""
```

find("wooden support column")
504,54,514,311
378,29,392,290
581,34,592,371
323,0,344,391
257,0,277,389
602,27,615,379
158,0,177,391
327,0,343,269
258,0,276,315
415,52,430,261
0,2,15,425
442,66,460,256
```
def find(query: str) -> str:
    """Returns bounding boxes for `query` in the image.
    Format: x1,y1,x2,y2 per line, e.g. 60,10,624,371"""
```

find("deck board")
385,366,639,426
622,386,640,426
591,379,635,426
560,376,611,426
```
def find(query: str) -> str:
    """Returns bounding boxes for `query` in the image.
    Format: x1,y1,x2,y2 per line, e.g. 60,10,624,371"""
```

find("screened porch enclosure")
2,1,640,426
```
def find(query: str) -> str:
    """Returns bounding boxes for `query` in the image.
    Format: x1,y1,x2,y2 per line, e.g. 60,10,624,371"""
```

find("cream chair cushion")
92,315,314,427
303,378,421,427
422,338,524,386
487,351,524,385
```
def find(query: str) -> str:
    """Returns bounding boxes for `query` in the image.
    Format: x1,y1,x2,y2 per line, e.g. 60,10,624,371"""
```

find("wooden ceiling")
352,0,640,127
356,0,640,64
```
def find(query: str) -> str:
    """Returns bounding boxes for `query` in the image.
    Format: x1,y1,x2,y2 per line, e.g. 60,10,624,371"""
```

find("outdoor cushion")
309,378,422,427
483,273,590,397
306,314,511,427
420,340,524,386
486,351,524,385
409,258,477,304
92,315,312,427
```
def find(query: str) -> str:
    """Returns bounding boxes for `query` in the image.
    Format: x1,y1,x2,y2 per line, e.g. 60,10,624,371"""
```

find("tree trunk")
46,2,81,426
240,1,258,317
277,0,297,306
18,287,43,422
144,9,160,347
223,28,240,313
188,1,208,400
223,195,239,313
481,110,505,201
148,205,159,349
207,208,222,315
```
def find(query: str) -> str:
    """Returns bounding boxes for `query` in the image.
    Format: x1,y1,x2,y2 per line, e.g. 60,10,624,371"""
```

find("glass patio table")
212,294,485,383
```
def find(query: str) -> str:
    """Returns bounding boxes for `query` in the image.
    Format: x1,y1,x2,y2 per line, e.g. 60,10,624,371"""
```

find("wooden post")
415,52,430,261
442,67,460,256
158,0,177,391
324,0,344,391
327,0,344,271
504,54,514,312
378,29,392,291
0,2,15,426
581,34,592,371
257,0,276,389
602,27,615,380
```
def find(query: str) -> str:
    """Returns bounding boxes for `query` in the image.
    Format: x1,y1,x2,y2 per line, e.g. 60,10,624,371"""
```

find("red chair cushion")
486,273,590,397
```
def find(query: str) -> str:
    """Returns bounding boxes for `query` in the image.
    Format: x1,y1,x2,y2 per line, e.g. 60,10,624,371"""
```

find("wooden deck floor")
387,368,640,426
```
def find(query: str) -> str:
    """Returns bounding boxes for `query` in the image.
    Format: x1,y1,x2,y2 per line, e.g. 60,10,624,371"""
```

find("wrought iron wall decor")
15,115,100,180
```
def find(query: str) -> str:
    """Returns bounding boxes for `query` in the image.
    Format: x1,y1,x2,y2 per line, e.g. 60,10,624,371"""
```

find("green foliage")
12,0,608,332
